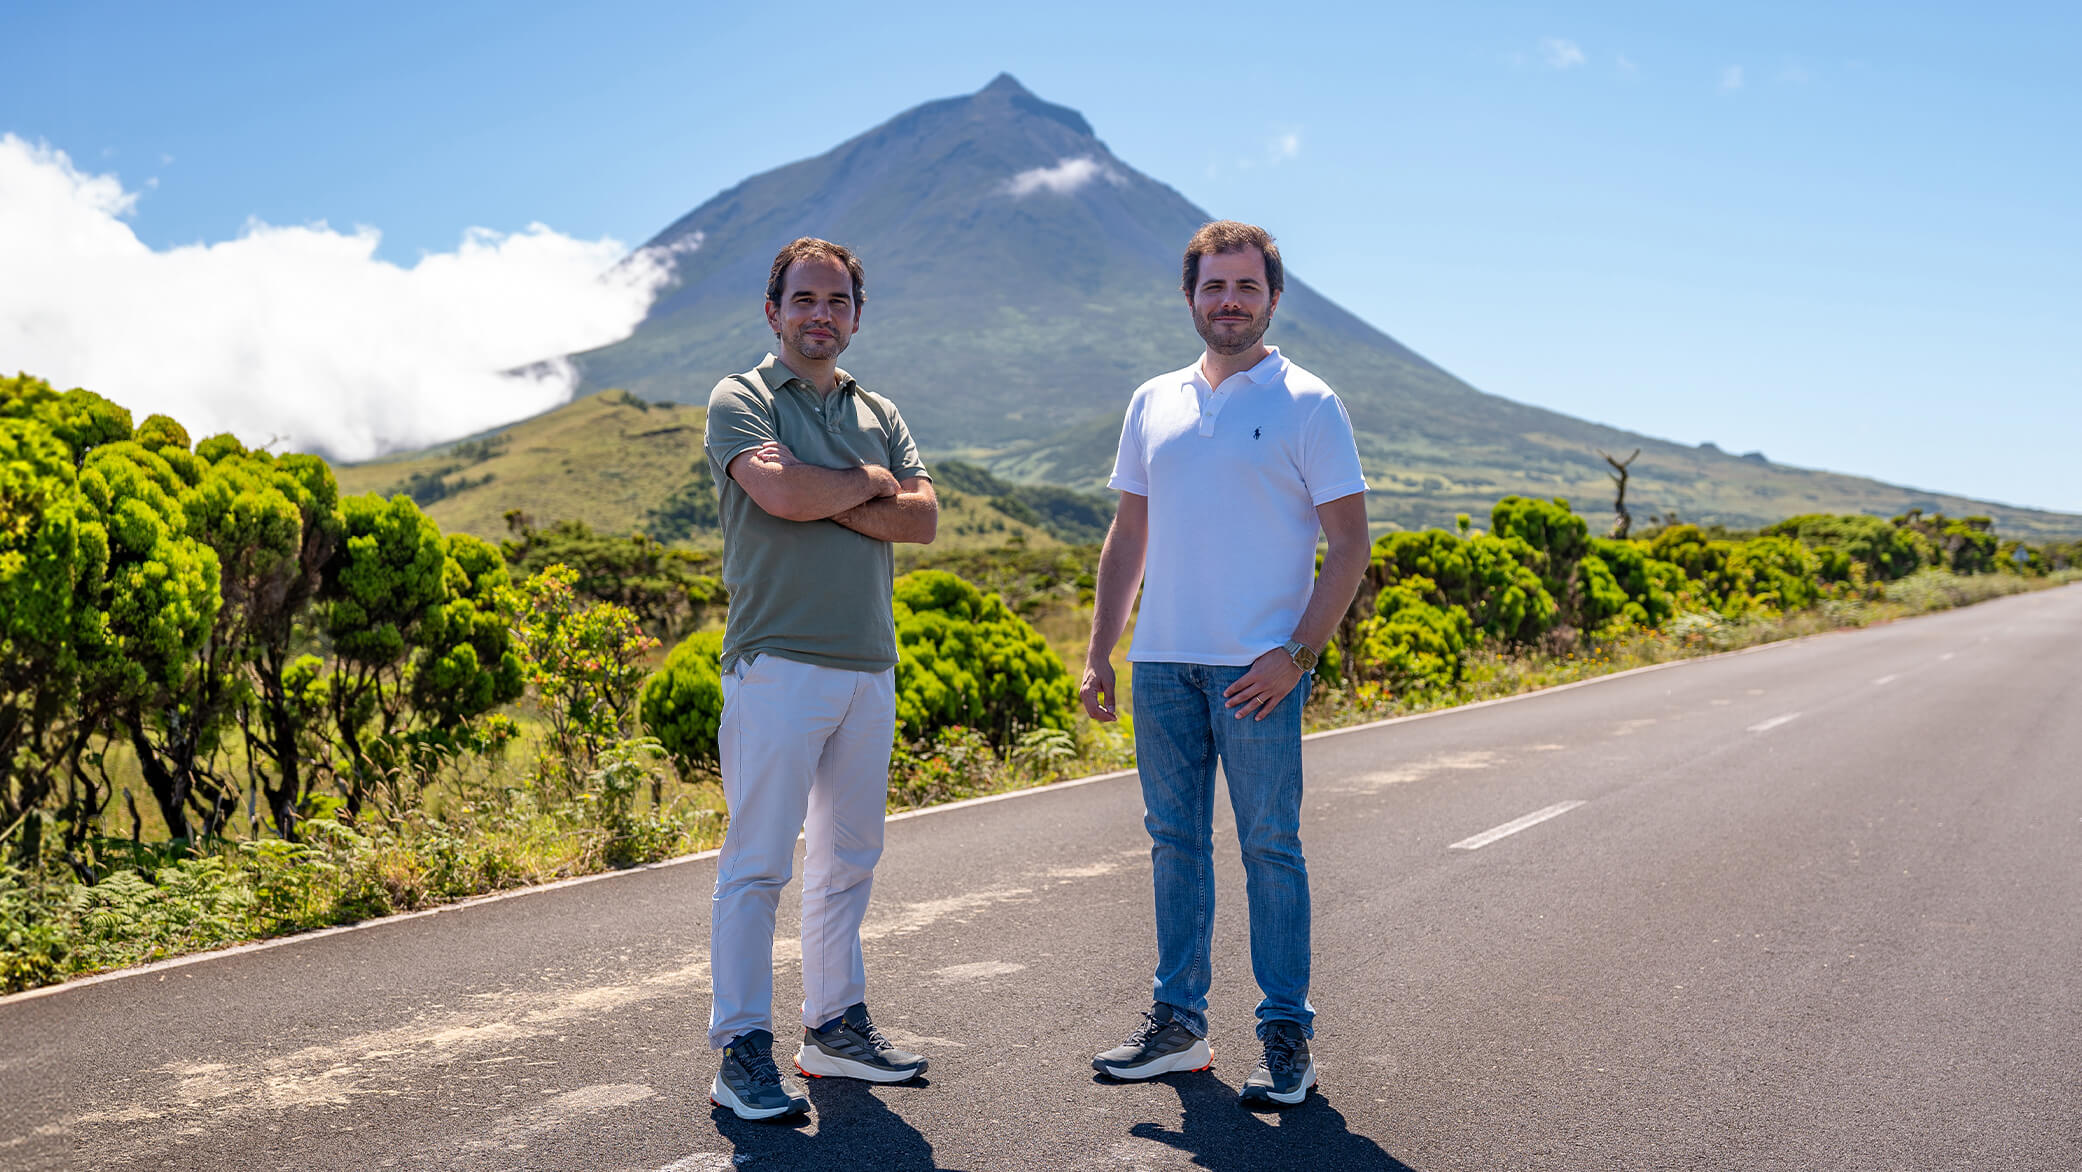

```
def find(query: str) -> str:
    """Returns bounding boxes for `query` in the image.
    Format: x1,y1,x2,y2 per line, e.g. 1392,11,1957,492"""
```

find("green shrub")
1573,552,1632,631
891,570,1075,746
1351,576,1475,698
503,563,661,794
1719,536,1822,617
1373,529,1557,644
1585,538,1684,627
579,738,680,868
1489,495,1589,601
641,630,726,778
0,867,70,992
1763,514,1922,581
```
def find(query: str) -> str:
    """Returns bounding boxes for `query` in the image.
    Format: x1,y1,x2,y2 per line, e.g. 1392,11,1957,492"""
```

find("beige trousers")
707,653,896,1048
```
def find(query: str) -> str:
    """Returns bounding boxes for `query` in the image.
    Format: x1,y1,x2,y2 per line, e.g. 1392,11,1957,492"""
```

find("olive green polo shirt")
705,353,929,674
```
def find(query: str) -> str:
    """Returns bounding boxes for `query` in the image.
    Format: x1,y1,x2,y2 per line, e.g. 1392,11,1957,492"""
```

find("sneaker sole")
1240,1059,1317,1106
709,1073,809,1120
795,1044,928,1083
1092,1038,1213,1081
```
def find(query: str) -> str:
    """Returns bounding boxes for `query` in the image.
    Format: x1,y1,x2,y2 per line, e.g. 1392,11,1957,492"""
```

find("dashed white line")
1873,674,1899,686
1748,712,1802,733
1450,801,1586,850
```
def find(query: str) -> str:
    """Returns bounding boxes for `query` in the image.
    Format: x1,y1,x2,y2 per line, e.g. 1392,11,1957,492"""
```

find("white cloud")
1720,65,1745,92
1541,38,1586,70
1001,155,1123,198
0,135,671,461
1270,132,1301,162
654,229,705,258
1616,54,1639,76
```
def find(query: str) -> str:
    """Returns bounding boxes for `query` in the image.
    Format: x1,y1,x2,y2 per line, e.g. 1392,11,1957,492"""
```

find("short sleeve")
1300,394,1368,506
1106,392,1150,497
705,376,776,481
882,401,929,482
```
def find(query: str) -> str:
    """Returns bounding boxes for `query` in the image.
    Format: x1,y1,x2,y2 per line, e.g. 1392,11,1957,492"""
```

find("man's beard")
786,323,848,361
1193,305,1272,356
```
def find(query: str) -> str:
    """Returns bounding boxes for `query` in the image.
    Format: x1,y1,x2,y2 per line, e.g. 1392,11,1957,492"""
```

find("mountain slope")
329,392,1065,549
574,75,1466,447
518,75,2076,539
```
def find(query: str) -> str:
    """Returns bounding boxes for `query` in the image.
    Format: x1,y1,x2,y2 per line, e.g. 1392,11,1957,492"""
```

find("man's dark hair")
765,237,866,307
1180,220,1283,297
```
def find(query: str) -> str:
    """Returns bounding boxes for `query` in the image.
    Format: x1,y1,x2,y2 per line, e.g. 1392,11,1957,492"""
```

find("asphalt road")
5,585,2079,1171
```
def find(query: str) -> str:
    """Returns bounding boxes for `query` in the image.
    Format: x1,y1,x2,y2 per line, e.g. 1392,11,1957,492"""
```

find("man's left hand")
1222,646,1306,721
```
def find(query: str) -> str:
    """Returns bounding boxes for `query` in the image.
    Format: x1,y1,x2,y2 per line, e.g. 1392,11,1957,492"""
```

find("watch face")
1297,646,1318,672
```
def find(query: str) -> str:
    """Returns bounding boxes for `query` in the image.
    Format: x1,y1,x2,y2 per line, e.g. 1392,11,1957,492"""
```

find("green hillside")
331,391,1070,549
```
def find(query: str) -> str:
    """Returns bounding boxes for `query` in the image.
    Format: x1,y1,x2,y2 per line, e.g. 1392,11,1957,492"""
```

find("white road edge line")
1748,712,1802,733
1450,801,1585,851
16,590,2056,1008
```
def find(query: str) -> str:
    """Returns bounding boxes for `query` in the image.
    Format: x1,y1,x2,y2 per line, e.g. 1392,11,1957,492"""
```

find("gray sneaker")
1092,1003,1212,1080
711,1029,811,1120
795,1003,928,1083
1238,1021,1316,1107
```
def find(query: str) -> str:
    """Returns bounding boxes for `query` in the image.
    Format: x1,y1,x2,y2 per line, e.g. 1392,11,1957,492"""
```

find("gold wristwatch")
1281,640,1318,673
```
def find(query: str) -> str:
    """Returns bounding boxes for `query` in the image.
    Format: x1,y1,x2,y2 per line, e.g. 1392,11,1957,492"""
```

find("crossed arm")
726,441,937,544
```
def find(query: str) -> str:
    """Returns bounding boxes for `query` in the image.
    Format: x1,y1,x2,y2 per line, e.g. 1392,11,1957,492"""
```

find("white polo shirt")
1108,347,1369,666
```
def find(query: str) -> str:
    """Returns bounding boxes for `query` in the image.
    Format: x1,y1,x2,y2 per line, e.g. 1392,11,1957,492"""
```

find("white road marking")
1938,652,1956,661
1748,713,1802,733
1450,801,1585,850
1873,674,1899,686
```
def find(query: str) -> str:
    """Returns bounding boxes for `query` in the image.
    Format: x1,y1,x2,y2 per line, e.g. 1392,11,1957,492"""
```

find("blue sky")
7,0,2078,510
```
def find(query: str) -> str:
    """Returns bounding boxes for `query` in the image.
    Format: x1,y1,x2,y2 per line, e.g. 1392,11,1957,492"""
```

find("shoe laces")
733,1037,783,1088
1263,1029,1302,1075
1125,1009,1169,1047
850,1008,893,1051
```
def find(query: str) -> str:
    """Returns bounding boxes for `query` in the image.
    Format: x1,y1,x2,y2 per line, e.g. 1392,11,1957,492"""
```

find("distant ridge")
543,75,2081,539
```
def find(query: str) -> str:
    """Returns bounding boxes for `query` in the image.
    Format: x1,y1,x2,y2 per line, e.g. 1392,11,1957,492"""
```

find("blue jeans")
1132,661,1315,1040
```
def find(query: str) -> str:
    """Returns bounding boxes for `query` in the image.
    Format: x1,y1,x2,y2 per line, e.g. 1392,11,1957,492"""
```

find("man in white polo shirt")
1080,220,1372,1108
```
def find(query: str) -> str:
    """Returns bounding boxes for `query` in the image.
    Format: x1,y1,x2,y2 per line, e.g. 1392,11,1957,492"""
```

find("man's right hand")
1079,659,1119,722
863,463,901,498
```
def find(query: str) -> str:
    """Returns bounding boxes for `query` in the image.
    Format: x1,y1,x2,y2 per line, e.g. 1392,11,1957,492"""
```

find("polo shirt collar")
1186,346,1286,390
1244,346,1286,383
755,352,857,396
1184,347,1285,438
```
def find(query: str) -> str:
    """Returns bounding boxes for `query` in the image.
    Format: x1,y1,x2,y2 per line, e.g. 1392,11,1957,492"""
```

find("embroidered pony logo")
1253,427,1262,440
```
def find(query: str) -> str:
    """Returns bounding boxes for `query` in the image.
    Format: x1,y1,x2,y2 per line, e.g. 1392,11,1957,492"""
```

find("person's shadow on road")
1128,1070,1415,1171
709,1076,953,1171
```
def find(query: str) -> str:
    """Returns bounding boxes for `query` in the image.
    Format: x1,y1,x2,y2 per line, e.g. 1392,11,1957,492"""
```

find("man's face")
1188,248,1279,356
765,256,861,362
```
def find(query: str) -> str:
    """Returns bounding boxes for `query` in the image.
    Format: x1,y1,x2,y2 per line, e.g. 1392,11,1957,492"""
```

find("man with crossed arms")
702,237,937,1120
1082,220,1371,1108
